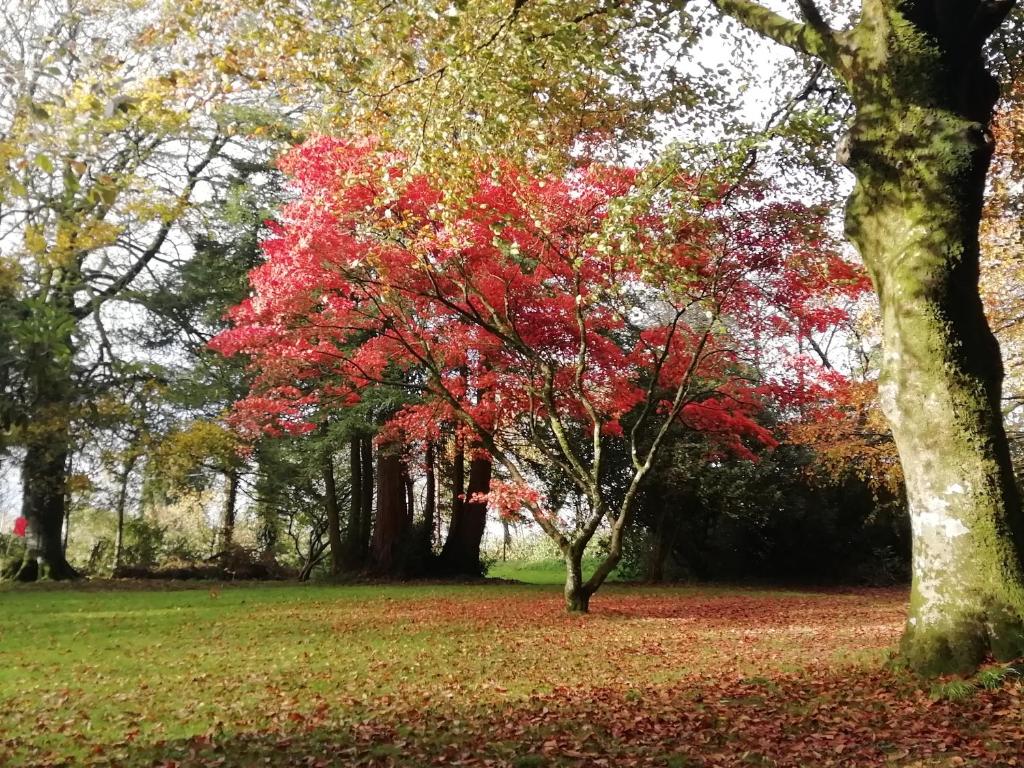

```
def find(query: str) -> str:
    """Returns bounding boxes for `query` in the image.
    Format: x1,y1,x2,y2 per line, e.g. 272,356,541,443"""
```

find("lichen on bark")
714,0,1024,674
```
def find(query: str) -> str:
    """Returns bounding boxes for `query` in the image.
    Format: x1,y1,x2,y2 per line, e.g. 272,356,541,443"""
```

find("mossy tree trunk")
9,277,80,582
564,544,591,613
11,307,79,582
847,112,1024,673
715,0,1024,673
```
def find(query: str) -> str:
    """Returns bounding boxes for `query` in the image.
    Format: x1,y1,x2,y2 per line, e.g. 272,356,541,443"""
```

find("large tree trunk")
323,452,344,576
439,454,491,575
370,445,410,573
645,503,672,585
12,438,78,581
715,0,1024,676
840,3,1024,674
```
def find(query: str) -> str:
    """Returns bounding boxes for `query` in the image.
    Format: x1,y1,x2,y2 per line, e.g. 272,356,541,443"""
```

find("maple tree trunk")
370,445,410,573
440,454,491,575
564,547,591,613
840,5,1024,674
323,452,344,576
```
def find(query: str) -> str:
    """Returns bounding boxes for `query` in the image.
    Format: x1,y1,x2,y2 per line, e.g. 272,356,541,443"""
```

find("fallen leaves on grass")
2,586,1022,767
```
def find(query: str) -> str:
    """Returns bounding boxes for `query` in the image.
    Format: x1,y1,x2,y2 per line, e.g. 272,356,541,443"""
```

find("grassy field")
2,581,1022,767
486,556,623,584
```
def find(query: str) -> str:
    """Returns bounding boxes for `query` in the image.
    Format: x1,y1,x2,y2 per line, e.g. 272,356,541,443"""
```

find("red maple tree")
212,137,869,609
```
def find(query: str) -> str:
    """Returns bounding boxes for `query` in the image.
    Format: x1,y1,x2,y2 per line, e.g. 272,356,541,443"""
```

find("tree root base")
1,557,81,583
901,603,1024,676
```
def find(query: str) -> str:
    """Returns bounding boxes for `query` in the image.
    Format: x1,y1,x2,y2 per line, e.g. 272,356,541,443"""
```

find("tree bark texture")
323,452,344,576
12,432,78,581
716,0,1024,675
345,438,364,570
842,2,1024,675
220,468,239,551
564,546,591,612
439,454,491,575
370,445,410,573
359,437,374,563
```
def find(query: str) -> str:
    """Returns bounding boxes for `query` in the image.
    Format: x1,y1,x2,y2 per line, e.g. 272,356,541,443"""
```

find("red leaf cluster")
212,137,869,512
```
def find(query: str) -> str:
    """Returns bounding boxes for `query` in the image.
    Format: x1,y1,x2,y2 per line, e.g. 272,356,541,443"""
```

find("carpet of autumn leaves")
2,583,1023,767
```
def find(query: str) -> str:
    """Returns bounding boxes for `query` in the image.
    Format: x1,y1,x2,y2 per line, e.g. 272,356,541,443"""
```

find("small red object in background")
13,516,27,537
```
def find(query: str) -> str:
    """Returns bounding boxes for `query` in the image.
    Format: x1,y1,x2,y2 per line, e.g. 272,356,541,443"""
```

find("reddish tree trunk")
440,454,491,575
370,445,409,573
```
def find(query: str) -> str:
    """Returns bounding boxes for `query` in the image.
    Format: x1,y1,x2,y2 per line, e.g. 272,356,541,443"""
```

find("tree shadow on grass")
94,667,1022,768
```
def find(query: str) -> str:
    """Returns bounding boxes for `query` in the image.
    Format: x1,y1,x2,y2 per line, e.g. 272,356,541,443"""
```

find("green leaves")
33,153,54,173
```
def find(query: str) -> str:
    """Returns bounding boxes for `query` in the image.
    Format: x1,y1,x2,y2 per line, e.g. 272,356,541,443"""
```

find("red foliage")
212,137,868,520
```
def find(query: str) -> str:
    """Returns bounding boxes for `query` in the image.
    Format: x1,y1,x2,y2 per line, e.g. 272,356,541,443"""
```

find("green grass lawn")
1,581,1022,767
486,556,624,584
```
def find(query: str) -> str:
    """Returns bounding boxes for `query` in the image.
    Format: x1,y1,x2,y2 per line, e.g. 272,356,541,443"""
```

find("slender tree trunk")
440,454,491,575
62,454,71,555
113,456,137,571
370,445,410,573
345,438,363,569
360,437,374,563
564,545,591,613
299,538,326,582
405,475,415,524
423,442,436,555
220,468,239,551
323,452,344,576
